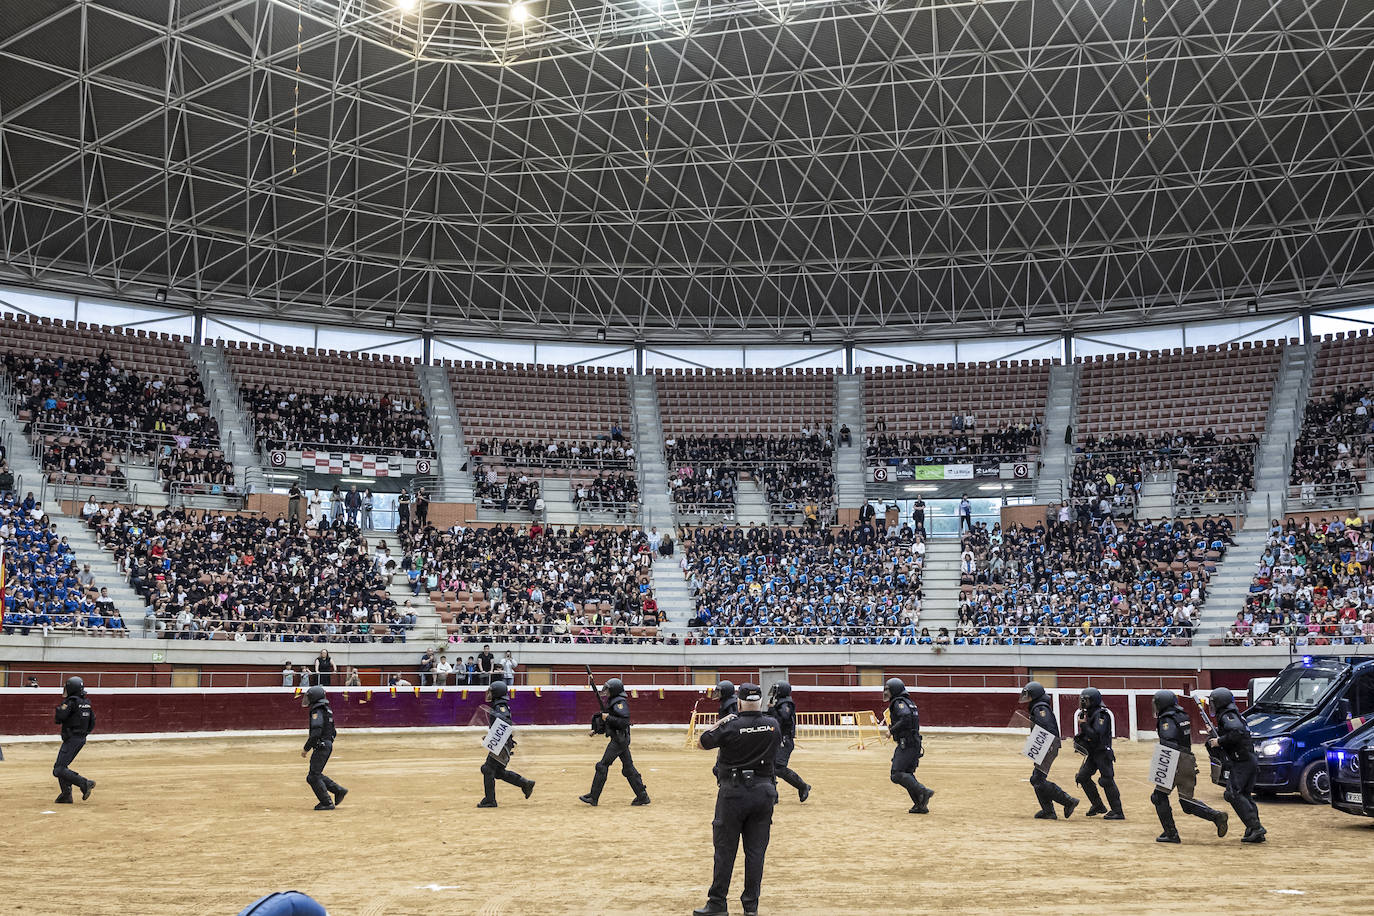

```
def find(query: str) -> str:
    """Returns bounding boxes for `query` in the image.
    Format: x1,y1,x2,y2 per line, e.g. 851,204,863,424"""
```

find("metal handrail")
470,449,637,471
28,420,222,463
1286,480,1362,511
254,434,437,460
864,451,1038,467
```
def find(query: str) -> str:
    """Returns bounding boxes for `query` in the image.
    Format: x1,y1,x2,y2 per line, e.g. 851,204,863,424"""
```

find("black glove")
590,712,606,735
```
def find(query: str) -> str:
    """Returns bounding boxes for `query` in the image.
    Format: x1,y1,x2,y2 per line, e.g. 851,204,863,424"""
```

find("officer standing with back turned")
883,677,934,813
1150,689,1227,843
580,677,651,806
1206,687,1266,843
767,681,810,803
53,676,95,803
301,685,348,810
1019,681,1079,819
1073,687,1124,819
694,683,781,916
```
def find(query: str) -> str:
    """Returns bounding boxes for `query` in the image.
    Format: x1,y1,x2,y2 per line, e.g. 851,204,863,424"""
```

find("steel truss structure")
1,0,1373,343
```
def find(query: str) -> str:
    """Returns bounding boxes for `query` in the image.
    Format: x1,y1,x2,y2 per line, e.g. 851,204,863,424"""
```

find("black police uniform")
768,685,811,802
479,686,534,807
710,681,739,779
1074,691,1123,818
582,682,649,806
1024,685,1079,819
696,688,781,916
1151,692,1227,842
304,690,347,810
1212,691,1265,842
886,684,934,814
53,681,95,803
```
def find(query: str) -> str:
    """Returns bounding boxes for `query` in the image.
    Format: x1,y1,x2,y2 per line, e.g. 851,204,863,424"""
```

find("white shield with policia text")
483,718,515,765
1022,724,1060,773
1150,743,1181,790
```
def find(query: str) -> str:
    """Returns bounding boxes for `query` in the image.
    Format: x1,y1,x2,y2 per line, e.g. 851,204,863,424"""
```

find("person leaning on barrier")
1206,687,1266,843
301,685,347,811
693,683,781,916
53,676,96,804
883,677,934,814
1073,688,1124,820
1150,689,1227,843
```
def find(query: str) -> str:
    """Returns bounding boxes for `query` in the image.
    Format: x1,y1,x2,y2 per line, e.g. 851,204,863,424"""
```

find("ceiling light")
384,316,397,328
396,0,417,10
511,3,530,22
802,329,813,343
596,328,607,341
1014,320,1025,334
154,288,168,303
1246,298,1259,314
977,484,1006,492
903,485,939,493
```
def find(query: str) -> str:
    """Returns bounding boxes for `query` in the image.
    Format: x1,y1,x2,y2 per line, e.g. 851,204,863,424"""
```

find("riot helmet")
64,676,85,697
1079,687,1102,710
1019,681,1046,704
603,677,625,699
486,680,508,703
883,677,907,703
1209,687,1236,712
1152,689,1177,718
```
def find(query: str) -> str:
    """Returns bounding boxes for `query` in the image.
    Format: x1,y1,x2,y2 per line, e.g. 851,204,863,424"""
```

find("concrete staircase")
651,553,694,634
1246,342,1311,523
386,578,446,645
834,373,868,511
629,375,675,531
0,399,148,634
543,481,578,527
1195,524,1269,642
188,342,268,496
414,364,471,502
735,478,769,526
917,539,963,634
1034,362,1078,504
1136,477,1174,519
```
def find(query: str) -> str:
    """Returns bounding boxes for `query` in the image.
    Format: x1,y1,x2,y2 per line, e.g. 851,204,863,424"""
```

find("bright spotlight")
396,0,417,10
510,2,530,21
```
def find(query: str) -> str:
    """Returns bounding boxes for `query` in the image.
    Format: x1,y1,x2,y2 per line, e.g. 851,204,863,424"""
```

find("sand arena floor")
1,731,1371,915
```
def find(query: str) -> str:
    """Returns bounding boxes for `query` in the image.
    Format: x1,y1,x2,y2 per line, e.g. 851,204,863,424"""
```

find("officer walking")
883,678,934,813
694,683,781,916
478,680,535,808
1150,689,1228,843
301,685,348,810
767,681,810,803
1073,688,1124,819
53,676,96,804
580,677,650,807
1019,681,1079,819
1206,687,1266,843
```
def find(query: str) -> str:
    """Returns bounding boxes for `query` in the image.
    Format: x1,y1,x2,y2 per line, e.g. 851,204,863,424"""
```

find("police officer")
1150,689,1227,843
1074,687,1124,819
53,676,95,803
580,677,650,806
767,681,810,803
1019,681,1079,819
716,679,738,718
478,679,535,808
1206,687,1266,843
883,677,934,813
301,685,348,810
694,683,781,916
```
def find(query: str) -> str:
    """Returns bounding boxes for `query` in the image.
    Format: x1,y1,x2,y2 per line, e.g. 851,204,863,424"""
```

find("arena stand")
1288,331,1374,510
861,361,1050,469
655,368,837,524
1070,341,1284,517
0,313,231,500
448,363,636,521
225,341,433,460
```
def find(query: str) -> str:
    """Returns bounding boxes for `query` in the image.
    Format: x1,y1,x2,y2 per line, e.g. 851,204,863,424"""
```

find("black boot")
631,794,651,806
1156,831,1181,844
477,798,498,808
579,793,598,806
523,779,536,799
1241,826,1267,844
81,780,95,802
1212,811,1229,838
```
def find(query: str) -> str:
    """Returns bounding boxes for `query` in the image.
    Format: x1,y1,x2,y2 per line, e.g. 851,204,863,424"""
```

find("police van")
1207,656,1374,804
1326,718,1374,818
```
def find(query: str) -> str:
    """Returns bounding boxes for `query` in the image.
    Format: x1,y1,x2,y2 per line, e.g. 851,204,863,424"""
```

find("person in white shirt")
434,654,455,687
502,651,516,684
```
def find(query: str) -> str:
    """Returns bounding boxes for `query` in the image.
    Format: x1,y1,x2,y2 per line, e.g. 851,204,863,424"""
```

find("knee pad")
889,771,905,785
1150,789,1169,806
1222,788,1234,804
621,763,638,778
594,762,610,776
1075,772,1091,787
52,765,62,778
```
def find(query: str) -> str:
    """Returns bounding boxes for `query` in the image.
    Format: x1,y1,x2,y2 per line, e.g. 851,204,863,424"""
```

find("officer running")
53,676,96,804
580,677,650,807
766,681,810,803
883,678,934,813
693,683,781,916
478,680,535,807
1019,681,1079,819
1073,687,1124,819
1206,687,1266,843
301,685,348,810
1150,689,1228,843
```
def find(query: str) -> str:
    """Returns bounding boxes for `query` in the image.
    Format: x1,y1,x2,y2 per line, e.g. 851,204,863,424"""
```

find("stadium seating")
224,341,431,457
1289,332,1374,506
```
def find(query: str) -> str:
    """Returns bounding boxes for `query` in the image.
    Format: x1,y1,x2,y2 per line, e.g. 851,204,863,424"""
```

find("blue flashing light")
1303,655,1313,668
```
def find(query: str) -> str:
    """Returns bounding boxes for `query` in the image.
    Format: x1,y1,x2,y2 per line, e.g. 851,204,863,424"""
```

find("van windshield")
1255,666,1341,710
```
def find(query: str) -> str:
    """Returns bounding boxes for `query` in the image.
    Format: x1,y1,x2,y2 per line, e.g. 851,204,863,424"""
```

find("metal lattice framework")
1,0,1373,343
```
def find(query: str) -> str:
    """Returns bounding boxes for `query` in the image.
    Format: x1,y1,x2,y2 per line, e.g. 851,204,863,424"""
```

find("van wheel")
1298,760,1330,805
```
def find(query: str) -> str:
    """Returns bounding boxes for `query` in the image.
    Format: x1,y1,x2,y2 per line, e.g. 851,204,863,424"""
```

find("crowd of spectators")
1289,387,1371,505
473,467,543,514
157,450,236,495
471,437,635,469
665,432,834,518
682,520,925,644
84,504,414,642
242,386,433,456
952,515,1231,646
864,422,1042,465
573,473,640,516
399,524,662,642
0,493,126,637
1233,514,1374,646
1070,431,1257,515
8,352,227,493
